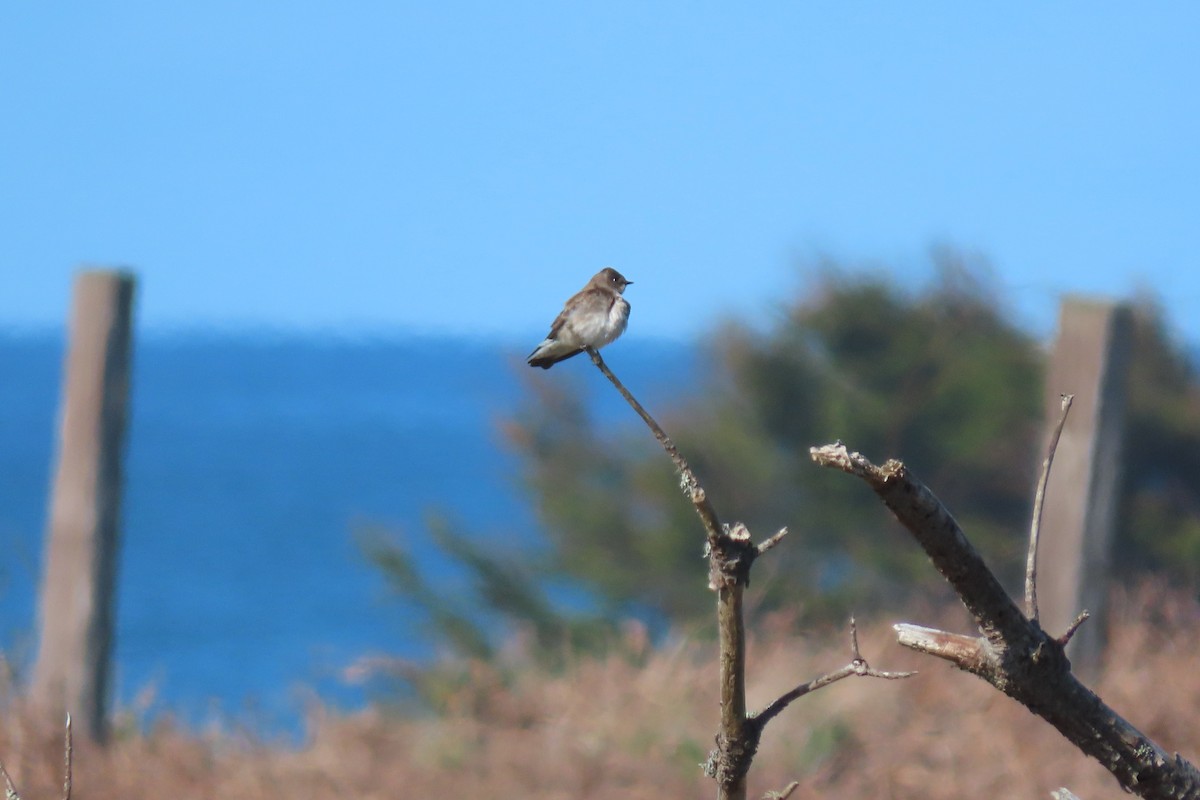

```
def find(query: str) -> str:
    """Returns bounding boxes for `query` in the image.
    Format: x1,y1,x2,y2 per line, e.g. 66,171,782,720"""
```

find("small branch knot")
707,522,760,590
703,730,762,789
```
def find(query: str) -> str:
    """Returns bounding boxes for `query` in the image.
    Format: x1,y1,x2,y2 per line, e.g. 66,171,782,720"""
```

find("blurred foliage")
360,516,630,703
507,252,1046,621
372,250,1200,654
1118,300,1200,583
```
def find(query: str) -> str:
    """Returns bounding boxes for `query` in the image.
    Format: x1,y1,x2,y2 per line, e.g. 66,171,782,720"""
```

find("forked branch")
811,442,1200,799
750,618,914,733
585,349,906,799
586,347,751,798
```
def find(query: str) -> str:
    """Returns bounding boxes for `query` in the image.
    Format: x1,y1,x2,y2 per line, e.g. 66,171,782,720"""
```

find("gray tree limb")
811,442,1200,799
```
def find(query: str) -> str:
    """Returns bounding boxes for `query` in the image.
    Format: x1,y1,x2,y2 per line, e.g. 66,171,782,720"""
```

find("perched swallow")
527,268,632,369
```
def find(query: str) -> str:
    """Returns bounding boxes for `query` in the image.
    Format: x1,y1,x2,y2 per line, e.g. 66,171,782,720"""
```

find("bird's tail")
527,340,583,369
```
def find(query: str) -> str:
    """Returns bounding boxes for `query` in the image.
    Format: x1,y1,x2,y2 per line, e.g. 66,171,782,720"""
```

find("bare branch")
750,619,914,733
813,442,1200,798
1057,610,1090,647
589,353,893,799
763,781,800,799
756,527,789,556
586,347,725,544
1026,393,1074,621
750,660,913,732
810,443,1023,646
0,755,19,800
586,348,753,799
63,713,72,800
0,714,73,800
893,624,992,673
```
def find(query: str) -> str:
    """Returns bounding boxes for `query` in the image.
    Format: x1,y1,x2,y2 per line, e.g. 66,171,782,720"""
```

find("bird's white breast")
567,296,629,348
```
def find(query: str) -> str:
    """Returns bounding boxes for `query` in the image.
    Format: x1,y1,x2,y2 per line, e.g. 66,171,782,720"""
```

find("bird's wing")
545,305,571,339
545,285,595,339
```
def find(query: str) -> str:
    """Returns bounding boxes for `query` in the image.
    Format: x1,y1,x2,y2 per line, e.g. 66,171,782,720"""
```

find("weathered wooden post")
1038,297,1132,676
31,269,137,742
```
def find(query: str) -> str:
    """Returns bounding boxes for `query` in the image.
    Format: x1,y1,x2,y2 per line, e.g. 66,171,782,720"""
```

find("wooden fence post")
30,269,137,742
1038,297,1132,676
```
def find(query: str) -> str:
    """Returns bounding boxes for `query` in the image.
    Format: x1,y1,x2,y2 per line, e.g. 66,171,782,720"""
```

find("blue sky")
3,4,1198,344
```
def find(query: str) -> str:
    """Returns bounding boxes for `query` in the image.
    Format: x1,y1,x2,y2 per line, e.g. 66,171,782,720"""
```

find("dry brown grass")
3,585,1198,799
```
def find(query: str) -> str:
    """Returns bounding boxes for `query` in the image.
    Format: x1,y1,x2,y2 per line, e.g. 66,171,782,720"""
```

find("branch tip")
756,527,789,555
585,347,724,544
0,757,17,800
751,624,913,732
764,781,801,799
1057,609,1090,646
1026,393,1074,621
63,710,72,800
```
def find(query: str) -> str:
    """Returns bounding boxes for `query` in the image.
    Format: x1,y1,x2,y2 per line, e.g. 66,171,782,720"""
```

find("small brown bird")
527,268,633,369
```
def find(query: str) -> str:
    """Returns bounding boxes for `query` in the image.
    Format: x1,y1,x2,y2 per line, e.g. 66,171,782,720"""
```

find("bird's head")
596,267,632,294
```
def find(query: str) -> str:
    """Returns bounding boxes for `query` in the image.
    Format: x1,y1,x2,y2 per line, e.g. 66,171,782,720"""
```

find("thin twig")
1057,610,1090,647
585,347,749,799
756,528,789,556
750,618,915,731
0,714,71,800
63,713,72,800
585,347,695,485
0,755,19,800
1026,393,1074,622
586,347,724,543
764,781,800,799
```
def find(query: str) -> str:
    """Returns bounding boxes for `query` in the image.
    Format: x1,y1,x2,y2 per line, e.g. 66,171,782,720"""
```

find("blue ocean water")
0,331,696,729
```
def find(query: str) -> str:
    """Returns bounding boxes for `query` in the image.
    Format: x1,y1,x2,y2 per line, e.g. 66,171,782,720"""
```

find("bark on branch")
748,617,914,733
811,442,1200,799
587,348,758,798
585,351,906,799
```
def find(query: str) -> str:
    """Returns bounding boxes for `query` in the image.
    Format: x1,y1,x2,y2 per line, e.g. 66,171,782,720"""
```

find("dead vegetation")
0,584,1195,799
